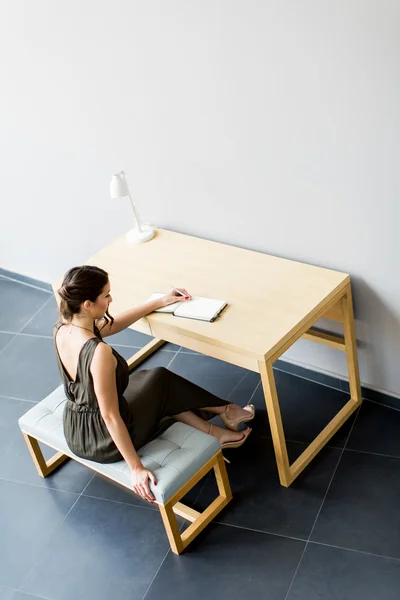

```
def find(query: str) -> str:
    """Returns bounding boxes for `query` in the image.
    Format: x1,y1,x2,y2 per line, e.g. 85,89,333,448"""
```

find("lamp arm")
121,171,143,232
128,191,143,232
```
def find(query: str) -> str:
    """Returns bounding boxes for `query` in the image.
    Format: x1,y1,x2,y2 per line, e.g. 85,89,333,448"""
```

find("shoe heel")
236,421,247,433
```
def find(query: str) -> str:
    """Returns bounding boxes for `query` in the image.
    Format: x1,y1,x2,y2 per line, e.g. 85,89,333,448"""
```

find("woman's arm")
90,343,157,503
97,287,191,337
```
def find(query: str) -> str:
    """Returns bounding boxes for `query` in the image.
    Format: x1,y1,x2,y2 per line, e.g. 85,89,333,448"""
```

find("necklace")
69,322,94,335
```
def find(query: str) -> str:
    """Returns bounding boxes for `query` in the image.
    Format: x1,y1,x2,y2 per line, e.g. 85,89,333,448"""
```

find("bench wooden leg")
159,450,232,555
21,432,232,554
22,432,69,478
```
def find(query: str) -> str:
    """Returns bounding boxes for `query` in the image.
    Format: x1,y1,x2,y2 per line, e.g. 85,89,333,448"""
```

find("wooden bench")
18,384,232,554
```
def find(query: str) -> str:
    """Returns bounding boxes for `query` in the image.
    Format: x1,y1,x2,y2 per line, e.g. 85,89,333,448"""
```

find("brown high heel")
208,423,252,452
220,404,255,432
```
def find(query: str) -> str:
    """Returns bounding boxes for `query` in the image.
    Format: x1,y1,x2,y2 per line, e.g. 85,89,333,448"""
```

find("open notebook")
147,293,227,322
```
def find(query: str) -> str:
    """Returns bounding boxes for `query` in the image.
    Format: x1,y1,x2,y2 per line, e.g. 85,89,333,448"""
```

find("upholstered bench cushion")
18,385,220,504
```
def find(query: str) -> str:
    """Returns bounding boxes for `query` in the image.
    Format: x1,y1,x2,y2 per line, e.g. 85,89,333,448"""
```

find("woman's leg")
125,367,253,448
150,367,254,424
171,409,248,445
201,404,255,421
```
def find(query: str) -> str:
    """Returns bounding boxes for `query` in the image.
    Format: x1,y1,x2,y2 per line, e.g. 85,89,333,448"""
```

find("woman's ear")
82,299,92,311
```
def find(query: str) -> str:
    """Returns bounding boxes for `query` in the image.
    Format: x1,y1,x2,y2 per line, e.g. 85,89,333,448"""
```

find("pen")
171,286,191,299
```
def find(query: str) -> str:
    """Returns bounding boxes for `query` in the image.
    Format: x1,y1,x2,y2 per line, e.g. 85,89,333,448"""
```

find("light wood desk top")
54,228,349,362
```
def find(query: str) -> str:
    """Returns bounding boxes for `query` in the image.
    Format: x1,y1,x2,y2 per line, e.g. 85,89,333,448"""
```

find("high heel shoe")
220,404,255,432
208,423,252,451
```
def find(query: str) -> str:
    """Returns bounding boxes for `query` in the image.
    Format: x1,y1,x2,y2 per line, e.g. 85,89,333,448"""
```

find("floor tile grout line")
15,471,96,592
273,366,343,393
283,404,362,600
256,433,344,451
212,520,307,544
0,294,54,359
308,539,400,564
81,483,193,524
264,434,400,460
248,379,261,404
0,331,185,354
2,586,53,600
0,328,180,354
142,419,207,600
307,403,362,540
141,547,172,600
0,273,53,293
0,330,54,339
282,532,317,597
192,476,208,507
0,394,37,403
343,447,400,460
226,371,249,401
185,467,211,522
141,416,189,600
166,346,182,368
0,330,200,355
365,397,400,413
81,492,159,514
0,475,81,495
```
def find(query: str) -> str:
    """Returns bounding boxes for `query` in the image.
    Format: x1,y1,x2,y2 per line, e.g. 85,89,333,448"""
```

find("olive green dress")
54,322,228,463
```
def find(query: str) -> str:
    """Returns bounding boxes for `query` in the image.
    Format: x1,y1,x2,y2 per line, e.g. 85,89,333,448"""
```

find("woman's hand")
131,466,157,503
161,287,192,307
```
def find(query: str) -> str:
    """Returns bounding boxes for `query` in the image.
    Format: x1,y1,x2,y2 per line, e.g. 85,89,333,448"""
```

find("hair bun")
57,285,68,299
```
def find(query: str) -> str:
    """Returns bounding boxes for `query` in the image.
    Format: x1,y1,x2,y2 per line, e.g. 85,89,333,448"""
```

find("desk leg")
126,338,166,371
341,283,362,405
259,283,362,487
258,360,291,486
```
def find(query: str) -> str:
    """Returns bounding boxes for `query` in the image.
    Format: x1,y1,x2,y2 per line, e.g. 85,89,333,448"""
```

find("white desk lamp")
110,171,155,243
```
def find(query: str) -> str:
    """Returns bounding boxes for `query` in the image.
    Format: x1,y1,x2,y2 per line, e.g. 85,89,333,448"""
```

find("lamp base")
126,224,155,243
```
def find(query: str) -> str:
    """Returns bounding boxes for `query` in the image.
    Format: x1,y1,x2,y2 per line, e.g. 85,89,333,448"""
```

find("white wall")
1,1,399,397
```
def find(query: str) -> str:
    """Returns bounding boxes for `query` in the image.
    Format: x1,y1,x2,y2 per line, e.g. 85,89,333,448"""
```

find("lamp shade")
109,169,155,242
110,173,129,198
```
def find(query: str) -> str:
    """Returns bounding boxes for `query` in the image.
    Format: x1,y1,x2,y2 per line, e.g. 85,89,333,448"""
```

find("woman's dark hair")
57,265,114,330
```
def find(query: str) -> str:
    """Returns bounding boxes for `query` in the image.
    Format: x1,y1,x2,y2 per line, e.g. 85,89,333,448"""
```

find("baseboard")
0,268,52,292
275,358,400,411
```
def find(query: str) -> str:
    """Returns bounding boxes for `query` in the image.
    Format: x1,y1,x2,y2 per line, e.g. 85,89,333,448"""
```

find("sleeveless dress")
54,322,228,463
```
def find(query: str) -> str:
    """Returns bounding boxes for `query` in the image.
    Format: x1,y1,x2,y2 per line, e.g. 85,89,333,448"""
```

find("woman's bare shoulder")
91,342,116,371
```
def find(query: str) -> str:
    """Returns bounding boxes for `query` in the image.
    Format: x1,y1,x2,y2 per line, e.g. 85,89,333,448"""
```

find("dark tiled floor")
1,275,400,599
250,370,356,448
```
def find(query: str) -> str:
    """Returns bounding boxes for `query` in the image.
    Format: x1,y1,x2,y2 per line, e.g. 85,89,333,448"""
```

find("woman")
54,265,253,504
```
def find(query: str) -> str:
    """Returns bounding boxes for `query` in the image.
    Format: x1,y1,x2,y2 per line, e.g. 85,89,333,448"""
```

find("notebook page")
174,296,226,320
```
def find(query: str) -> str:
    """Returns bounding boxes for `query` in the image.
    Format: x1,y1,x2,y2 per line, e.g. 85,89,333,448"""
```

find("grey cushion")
18,385,220,504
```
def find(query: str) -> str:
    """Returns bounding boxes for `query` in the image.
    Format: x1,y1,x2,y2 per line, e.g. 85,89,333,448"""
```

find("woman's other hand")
162,287,192,307
131,466,157,503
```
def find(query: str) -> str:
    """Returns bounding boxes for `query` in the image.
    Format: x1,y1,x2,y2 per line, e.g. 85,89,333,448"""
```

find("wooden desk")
53,228,362,486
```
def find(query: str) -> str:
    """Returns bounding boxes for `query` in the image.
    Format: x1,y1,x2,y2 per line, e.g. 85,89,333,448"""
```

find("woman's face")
94,281,113,317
